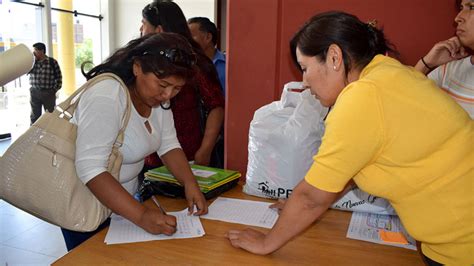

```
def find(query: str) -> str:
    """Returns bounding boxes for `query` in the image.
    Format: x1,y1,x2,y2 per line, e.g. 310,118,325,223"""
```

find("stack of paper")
105,209,205,245
346,212,416,250
145,165,241,193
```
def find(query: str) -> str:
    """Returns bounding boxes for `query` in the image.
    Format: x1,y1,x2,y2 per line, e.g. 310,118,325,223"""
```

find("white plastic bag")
243,82,396,215
243,82,328,199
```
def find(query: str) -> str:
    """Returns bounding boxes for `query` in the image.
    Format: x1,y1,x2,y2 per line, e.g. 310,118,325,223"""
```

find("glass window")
0,1,41,134
0,0,102,137
51,0,101,90
73,15,102,86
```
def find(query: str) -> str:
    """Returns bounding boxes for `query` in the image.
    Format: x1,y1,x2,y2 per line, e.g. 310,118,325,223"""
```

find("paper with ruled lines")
105,209,205,245
201,197,278,228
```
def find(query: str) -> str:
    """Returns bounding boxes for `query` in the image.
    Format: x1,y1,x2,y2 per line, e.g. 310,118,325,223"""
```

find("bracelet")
421,57,435,71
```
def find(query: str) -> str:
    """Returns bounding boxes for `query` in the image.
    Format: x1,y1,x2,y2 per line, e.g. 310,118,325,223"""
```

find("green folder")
145,164,241,192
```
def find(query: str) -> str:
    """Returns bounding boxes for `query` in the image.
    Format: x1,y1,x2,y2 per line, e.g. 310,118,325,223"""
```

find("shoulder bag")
0,73,131,232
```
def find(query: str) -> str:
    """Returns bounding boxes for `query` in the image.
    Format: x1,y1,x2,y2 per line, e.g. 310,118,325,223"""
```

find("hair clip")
367,19,378,28
147,3,159,15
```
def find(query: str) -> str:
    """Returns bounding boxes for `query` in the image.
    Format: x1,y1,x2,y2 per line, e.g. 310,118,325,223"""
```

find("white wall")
113,0,215,50
114,0,148,48
175,0,215,22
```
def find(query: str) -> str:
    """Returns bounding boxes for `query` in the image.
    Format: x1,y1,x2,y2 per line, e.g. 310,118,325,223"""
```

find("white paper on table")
104,208,205,245
346,212,417,250
201,197,278,228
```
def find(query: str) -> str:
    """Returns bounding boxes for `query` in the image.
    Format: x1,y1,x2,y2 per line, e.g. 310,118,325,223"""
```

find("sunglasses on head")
143,48,197,67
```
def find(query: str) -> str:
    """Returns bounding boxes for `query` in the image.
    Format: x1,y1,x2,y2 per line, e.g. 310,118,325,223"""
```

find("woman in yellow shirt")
226,11,473,265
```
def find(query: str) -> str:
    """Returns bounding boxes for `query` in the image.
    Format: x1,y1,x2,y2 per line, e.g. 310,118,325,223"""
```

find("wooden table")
53,185,424,265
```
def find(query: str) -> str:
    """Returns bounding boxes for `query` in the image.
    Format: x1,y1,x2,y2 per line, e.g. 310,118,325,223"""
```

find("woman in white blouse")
61,32,207,250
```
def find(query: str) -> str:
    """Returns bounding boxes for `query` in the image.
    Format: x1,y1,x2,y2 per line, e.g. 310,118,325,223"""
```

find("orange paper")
379,230,408,244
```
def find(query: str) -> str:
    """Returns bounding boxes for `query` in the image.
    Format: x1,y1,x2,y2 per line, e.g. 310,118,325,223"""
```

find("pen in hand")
151,195,167,215
149,196,176,235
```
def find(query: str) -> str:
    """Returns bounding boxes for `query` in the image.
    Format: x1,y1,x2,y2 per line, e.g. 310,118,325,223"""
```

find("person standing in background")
415,0,473,118
28,42,62,125
141,1,225,168
188,17,226,95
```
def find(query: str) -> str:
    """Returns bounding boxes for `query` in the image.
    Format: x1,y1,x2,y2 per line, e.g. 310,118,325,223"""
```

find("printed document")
201,197,279,228
105,209,205,245
346,212,416,250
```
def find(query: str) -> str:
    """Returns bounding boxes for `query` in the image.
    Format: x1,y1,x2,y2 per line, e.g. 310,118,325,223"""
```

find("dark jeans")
61,218,111,251
423,254,443,266
30,87,56,125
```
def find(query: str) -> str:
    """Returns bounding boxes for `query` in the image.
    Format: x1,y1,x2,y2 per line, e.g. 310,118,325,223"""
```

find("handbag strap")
55,73,132,147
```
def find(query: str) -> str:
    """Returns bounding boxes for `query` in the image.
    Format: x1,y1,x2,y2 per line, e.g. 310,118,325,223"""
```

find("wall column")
57,0,76,95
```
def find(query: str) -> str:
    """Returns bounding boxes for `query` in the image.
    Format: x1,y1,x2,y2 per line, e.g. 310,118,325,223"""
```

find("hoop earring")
160,100,172,110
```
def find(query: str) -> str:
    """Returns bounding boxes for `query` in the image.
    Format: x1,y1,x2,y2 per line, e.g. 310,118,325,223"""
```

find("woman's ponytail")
365,20,393,58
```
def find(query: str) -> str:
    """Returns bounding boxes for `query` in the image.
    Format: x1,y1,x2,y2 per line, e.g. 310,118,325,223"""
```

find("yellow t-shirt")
305,55,474,265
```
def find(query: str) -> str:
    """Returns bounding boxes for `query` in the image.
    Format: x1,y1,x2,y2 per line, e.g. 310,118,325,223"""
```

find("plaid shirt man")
29,57,62,91
29,42,63,124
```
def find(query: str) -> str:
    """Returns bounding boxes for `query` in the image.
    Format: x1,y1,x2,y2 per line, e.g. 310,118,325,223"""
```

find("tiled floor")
0,200,68,265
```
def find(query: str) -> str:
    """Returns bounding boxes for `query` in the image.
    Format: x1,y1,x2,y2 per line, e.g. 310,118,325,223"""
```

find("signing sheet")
104,209,205,245
201,197,278,228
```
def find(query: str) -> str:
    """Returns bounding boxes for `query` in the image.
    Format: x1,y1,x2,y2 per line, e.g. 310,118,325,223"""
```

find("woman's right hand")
137,207,177,235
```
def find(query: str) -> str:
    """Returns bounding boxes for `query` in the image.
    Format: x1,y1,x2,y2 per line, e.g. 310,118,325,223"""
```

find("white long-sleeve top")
71,78,181,194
